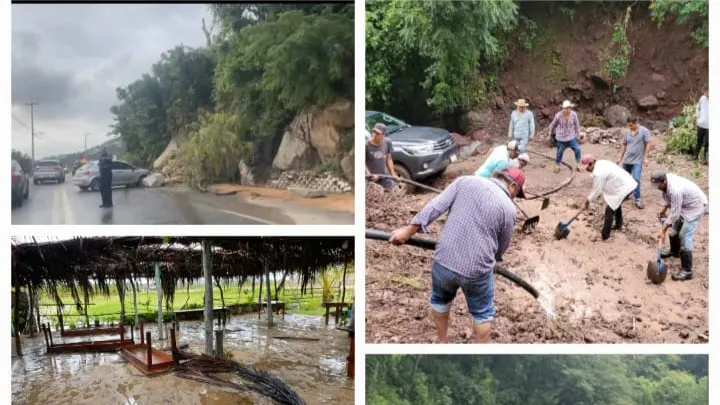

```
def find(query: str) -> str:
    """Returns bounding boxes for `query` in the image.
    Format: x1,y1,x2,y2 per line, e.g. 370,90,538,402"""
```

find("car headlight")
401,144,434,155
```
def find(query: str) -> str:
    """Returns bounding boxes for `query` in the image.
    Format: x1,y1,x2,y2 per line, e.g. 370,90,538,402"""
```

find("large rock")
272,99,353,171
153,138,180,170
464,108,493,131
341,149,355,183
637,95,659,109
142,173,167,188
604,105,632,127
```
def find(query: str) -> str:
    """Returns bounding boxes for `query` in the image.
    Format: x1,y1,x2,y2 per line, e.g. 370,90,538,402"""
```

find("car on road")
11,160,30,207
72,160,150,191
33,159,66,184
365,111,459,193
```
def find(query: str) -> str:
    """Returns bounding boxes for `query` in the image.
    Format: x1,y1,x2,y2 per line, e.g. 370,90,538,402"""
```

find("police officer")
98,148,113,208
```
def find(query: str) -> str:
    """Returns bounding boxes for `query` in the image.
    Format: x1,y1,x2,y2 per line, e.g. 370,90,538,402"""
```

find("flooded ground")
12,314,353,404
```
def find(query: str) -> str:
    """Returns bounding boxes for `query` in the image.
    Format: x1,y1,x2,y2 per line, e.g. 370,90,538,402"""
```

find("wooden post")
170,327,177,363
41,324,49,350
146,332,152,368
202,239,214,356
140,321,145,345
257,275,263,320
130,276,139,334
13,284,23,356
155,263,163,340
341,262,348,304
265,263,273,327
335,306,341,324
120,321,125,342
83,286,90,329
324,305,330,326
47,323,53,347
215,330,224,359
130,321,134,342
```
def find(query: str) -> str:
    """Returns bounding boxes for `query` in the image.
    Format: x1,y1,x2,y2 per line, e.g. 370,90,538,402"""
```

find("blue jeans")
429,261,495,324
669,217,701,252
622,163,642,201
556,138,581,164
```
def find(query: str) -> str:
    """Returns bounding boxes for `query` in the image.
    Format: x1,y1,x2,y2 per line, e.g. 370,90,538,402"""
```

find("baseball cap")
502,167,526,199
372,123,387,135
650,171,667,183
578,154,595,170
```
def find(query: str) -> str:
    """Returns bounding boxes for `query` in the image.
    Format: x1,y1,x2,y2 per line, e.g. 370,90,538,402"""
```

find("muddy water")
12,314,353,404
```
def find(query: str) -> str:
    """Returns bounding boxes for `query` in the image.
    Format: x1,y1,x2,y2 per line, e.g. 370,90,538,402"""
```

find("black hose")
525,149,576,199
366,229,539,299
365,174,443,193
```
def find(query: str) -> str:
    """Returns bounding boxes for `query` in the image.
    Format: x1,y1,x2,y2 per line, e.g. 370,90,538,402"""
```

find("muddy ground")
12,314,353,404
366,135,708,344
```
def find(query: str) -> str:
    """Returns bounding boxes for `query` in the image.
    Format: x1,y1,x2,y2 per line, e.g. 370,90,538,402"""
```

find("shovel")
554,206,586,240
512,200,540,233
646,243,668,285
525,191,550,210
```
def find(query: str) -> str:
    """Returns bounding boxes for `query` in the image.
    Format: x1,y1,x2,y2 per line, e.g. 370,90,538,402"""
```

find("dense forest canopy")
366,0,708,126
108,3,353,187
367,355,708,405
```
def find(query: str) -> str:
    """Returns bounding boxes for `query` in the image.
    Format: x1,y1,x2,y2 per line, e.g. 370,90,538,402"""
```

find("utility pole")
26,102,38,172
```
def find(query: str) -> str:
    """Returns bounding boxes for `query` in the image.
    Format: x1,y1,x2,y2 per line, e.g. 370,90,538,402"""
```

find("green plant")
516,15,538,51
666,104,698,155
582,113,606,128
600,6,632,95
559,5,575,22
650,0,708,47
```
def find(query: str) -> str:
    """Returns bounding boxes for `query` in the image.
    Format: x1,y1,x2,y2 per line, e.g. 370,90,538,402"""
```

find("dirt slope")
365,136,708,343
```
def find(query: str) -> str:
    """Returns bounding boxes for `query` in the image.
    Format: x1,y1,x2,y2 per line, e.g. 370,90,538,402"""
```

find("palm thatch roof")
12,236,354,310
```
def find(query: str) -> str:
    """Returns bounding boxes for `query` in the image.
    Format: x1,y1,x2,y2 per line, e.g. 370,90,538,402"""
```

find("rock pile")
542,126,665,147
270,170,353,194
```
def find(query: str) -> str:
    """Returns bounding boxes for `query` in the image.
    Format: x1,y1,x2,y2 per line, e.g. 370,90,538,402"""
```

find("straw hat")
514,99,529,107
561,100,575,109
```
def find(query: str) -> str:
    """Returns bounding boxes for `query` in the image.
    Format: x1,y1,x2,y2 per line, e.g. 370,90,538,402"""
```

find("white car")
72,160,150,191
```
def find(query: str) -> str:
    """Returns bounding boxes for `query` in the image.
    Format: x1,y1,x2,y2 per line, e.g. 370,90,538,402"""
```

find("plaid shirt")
548,111,580,142
410,176,516,279
663,174,708,225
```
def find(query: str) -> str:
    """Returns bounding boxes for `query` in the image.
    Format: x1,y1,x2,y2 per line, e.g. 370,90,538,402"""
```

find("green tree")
11,149,32,173
650,0,708,47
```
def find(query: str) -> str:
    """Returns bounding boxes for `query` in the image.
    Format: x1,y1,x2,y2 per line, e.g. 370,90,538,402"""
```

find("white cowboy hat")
514,99,529,107
561,100,575,109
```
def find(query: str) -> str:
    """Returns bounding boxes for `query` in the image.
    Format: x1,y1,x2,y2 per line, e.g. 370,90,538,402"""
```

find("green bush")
666,104,698,155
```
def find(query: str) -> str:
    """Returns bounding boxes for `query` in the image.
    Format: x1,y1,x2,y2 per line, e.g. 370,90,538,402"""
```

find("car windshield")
366,112,408,135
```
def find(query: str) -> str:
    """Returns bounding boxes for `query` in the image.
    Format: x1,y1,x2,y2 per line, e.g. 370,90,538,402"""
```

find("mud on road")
366,137,708,344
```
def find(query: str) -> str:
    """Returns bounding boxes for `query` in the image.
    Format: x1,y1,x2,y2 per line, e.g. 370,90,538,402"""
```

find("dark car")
12,160,30,207
33,159,66,184
365,111,459,192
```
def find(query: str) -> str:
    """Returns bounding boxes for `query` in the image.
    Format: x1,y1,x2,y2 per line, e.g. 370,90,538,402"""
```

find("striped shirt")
410,176,516,279
663,174,708,225
508,110,536,141
548,111,580,142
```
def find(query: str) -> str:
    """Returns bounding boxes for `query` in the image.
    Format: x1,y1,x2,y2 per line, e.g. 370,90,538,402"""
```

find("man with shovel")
388,169,524,343
366,123,398,191
651,171,708,281
578,155,637,241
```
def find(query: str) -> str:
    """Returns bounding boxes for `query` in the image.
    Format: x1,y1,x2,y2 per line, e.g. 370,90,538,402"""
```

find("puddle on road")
12,314,353,405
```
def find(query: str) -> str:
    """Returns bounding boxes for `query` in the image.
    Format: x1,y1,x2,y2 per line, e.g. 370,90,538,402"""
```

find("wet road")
12,182,353,225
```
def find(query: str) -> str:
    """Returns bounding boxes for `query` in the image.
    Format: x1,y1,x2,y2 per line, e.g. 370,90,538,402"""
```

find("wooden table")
322,302,350,325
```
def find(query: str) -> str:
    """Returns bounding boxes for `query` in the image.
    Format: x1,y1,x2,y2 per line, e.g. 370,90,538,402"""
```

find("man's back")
475,146,509,177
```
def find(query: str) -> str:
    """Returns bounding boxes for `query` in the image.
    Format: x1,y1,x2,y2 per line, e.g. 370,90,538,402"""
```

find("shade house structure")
12,236,354,401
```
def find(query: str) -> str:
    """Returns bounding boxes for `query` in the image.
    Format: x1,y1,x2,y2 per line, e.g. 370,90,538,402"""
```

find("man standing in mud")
508,99,535,153
578,155,637,241
617,116,651,209
652,171,708,281
548,100,582,173
388,169,523,343
366,123,397,191
695,83,709,163
98,148,113,208
475,140,520,178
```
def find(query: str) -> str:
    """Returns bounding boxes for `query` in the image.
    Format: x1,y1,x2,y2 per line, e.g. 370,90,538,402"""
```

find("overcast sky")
11,3,211,159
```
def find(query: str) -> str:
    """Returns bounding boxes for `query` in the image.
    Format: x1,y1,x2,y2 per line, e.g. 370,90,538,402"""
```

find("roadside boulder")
464,108,493,131
341,149,355,183
142,173,167,188
272,127,321,171
153,138,179,170
238,160,256,186
604,105,632,127
637,95,659,109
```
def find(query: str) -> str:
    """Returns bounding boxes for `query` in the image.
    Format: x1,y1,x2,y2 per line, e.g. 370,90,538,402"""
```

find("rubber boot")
672,251,693,281
661,235,681,259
